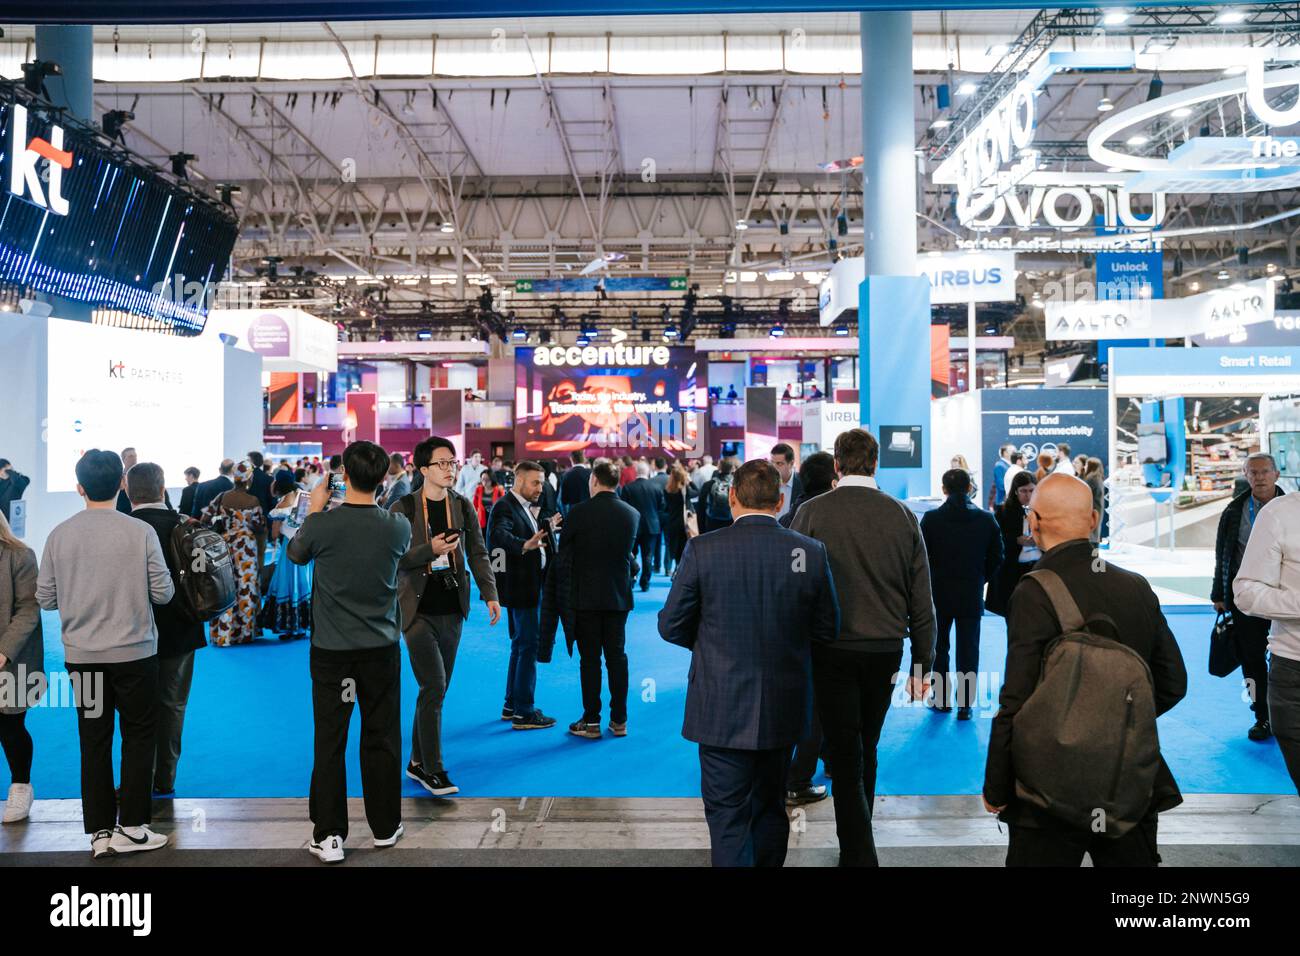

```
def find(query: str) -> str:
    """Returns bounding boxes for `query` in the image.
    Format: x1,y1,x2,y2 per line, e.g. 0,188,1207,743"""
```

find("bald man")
983,473,1188,867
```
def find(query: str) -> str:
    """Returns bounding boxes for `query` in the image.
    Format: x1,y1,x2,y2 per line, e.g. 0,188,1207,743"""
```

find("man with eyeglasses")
1214,453,1287,742
390,437,501,796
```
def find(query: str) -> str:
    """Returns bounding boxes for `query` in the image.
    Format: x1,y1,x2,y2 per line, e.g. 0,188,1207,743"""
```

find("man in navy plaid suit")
659,459,840,866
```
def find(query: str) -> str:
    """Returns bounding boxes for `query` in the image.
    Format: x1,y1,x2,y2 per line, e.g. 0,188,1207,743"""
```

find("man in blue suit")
659,459,840,867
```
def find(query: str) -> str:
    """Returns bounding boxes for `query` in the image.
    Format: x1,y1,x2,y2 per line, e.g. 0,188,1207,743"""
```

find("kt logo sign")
10,103,71,215
108,359,126,378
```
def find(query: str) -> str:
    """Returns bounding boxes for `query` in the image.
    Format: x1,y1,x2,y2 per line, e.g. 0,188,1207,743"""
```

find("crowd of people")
0,429,1296,868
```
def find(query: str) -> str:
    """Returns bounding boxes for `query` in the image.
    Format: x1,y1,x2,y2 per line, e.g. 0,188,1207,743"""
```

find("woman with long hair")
986,471,1040,617
0,510,42,822
1083,456,1106,543
473,468,504,533
950,454,978,502
1034,451,1054,483
201,461,267,646
259,474,312,640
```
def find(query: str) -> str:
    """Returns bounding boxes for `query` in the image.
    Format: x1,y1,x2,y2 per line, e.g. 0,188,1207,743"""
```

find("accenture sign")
532,341,671,367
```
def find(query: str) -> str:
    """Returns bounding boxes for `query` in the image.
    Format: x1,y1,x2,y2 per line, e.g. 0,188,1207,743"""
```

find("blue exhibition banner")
1096,250,1164,301
980,388,1110,480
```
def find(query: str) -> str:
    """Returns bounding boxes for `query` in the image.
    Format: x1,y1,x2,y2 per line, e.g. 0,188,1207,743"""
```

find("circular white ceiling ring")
1086,65,1300,172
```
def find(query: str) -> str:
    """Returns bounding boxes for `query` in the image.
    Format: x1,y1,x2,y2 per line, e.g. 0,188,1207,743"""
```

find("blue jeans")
504,606,541,717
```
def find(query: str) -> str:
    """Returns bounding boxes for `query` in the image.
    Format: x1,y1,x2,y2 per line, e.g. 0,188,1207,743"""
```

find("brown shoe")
608,721,627,737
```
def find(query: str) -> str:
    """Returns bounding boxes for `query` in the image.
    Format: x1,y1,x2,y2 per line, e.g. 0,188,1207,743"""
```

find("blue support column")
33,26,93,322
859,10,930,499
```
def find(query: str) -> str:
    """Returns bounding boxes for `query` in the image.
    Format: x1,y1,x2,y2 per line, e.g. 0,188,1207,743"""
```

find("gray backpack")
1010,569,1159,839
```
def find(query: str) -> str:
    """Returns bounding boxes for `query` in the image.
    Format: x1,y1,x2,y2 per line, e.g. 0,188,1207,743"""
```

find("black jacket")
178,483,198,519
129,506,207,657
986,501,1033,616
0,470,30,522
249,468,276,517
560,465,591,510
1212,488,1286,614
190,475,234,517
487,492,551,608
619,477,665,537
541,490,640,657
117,487,172,515
984,539,1188,828
920,495,1003,617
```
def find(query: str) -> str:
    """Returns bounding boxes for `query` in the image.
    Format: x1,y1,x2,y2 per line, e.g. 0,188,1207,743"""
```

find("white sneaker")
308,834,345,863
109,825,169,854
374,822,404,848
2,783,33,823
90,829,114,859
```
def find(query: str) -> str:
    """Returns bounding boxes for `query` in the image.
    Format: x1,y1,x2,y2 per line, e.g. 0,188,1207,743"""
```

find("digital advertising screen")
46,318,225,492
514,343,706,456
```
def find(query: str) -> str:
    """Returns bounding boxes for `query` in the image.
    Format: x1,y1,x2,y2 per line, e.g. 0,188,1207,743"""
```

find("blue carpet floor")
12,576,1297,798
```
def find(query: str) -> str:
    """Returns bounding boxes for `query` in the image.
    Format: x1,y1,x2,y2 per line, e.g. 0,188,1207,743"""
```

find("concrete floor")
3,793,1298,866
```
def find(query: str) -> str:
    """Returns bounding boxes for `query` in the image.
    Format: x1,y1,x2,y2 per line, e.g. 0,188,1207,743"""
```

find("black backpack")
706,474,734,523
168,519,238,623
1010,569,1160,839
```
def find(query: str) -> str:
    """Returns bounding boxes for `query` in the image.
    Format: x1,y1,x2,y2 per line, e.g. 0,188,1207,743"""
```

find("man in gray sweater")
791,428,936,866
36,449,175,859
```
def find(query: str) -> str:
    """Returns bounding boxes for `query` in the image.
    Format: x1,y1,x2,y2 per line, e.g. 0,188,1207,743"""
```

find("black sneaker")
568,719,601,738
786,784,829,807
408,762,459,796
501,707,515,721
1248,719,1273,742
513,711,557,730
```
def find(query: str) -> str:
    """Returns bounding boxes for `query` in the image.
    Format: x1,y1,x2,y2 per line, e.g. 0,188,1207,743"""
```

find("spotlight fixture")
575,330,590,347
1171,106,1193,119
1126,134,1149,147
1188,281,1200,291
1097,97,1115,113
512,325,527,340
1267,262,1278,274
216,183,241,206
101,108,134,142
769,323,785,338
1215,9,1247,25
439,220,455,233
833,323,849,337
416,329,433,341
663,324,680,341
1102,8,1130,25
1217,269,1231,280
20,60,61,98
957,80,977,96
169,152,198,180
735,219,749,231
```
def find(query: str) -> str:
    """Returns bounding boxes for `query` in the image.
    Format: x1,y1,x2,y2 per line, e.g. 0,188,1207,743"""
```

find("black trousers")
0,711,33,784
651,531,663,573
698,743,793,867
1006,814,1160,867
67,657,159,834
575,609,630,724
812,644,902,866
932,612,982,708
634,533,655,589
1233,612,1271,719
1269,654,1300,794
308,643,402,844
786,705,826,790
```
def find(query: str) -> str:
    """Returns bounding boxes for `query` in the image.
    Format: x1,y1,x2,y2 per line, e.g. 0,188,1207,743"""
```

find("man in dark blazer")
177,467,201,520
190,459,235,517
659,459,840,867
770,442,804,522
920,468,1003,720
391,436,501,796
246,451,276,515
488,460,560,730
618,461,665,591
559,450,591,514
116,448,173,514
983,474,1187,866
649,457,671,574
125,462,207,796
546,459,640,738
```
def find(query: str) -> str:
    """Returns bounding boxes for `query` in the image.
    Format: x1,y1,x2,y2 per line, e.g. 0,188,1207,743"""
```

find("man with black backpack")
983,473,1187,867
126,462,210,797
700,457,736,534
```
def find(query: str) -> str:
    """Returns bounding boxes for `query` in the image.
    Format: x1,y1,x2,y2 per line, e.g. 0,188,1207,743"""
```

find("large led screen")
46,318,224,492
514,343,706,456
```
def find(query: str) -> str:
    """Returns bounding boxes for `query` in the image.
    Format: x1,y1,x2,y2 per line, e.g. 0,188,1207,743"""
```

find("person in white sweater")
36,449,174,859
1235,491,1300,794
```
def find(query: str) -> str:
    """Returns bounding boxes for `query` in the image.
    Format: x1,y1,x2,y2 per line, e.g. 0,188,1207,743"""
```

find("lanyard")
1247,495,1262,527
419,491,456,575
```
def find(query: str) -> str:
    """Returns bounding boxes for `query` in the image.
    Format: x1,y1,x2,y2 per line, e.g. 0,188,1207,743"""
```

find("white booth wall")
0,314,263,556
929,391,983,498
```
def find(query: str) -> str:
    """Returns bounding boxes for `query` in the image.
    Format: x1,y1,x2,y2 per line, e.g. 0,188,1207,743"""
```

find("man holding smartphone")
391,437,501,796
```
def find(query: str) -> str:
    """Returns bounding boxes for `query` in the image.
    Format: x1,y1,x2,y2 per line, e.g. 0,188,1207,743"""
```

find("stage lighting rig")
169,152,198,180
102,108,134,143
21,60,61,98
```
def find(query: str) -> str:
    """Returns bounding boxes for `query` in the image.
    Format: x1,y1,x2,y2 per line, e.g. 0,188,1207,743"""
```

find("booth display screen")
0,93,238,333
45,318,225,492
514,345,705,454
1271,431,1300,480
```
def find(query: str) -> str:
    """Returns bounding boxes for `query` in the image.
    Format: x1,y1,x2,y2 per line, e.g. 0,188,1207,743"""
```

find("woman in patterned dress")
201,461,266,646
258,474,312,640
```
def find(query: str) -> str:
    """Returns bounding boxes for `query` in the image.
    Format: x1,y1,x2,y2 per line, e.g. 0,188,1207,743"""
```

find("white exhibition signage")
802,401,861,452
46,318,225,493
1045,278,1275,341
203,307,339,373
818,251,1017,324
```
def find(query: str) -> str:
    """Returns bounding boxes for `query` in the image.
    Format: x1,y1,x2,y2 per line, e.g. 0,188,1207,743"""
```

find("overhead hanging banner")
203,307,339,373
1046,278,1274,341
819,250,1017,324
